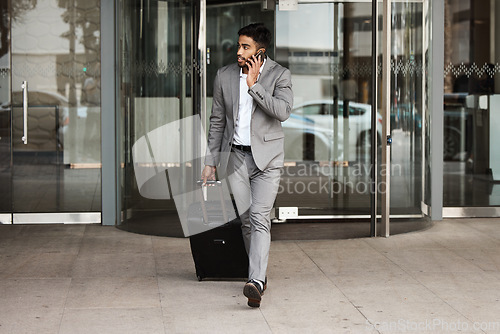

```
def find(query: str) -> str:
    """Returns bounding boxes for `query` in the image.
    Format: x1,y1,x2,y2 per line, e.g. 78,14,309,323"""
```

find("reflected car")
283,100,382,162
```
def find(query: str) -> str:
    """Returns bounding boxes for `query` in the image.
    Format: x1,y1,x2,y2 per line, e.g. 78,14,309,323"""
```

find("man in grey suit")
201,23,293,308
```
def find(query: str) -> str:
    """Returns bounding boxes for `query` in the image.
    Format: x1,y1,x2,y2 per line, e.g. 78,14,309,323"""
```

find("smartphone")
255,50,264,61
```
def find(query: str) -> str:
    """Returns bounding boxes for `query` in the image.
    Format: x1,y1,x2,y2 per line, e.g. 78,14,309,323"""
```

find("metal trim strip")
12,213,101,224
273,214,424,221
0,214,13,224
443,207,500,218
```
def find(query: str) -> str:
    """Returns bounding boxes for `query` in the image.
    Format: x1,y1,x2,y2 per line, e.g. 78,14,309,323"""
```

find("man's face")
237,35,259,68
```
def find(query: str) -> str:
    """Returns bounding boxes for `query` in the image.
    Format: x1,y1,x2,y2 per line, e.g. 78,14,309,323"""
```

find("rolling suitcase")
188,181,249,281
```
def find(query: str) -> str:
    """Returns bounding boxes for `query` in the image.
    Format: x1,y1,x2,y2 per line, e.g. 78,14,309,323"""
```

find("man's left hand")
246,54,263,88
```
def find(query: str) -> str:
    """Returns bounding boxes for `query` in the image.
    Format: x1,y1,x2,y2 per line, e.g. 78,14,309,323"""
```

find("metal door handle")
21,81,28,144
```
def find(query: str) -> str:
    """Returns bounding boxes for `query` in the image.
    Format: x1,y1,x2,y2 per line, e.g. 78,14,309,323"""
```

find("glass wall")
443,0,500,210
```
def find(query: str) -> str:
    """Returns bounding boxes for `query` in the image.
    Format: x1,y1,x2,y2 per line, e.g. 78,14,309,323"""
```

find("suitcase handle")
196,180,220,186
195,180,229,225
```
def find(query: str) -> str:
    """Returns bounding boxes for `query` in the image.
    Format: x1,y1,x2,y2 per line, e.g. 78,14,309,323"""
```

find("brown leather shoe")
243,280,263,308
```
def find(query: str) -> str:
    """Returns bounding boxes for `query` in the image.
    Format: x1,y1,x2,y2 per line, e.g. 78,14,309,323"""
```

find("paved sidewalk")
1,219,500,333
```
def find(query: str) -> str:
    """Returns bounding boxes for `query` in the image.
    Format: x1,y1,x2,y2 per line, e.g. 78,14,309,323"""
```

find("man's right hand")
201,165,216,185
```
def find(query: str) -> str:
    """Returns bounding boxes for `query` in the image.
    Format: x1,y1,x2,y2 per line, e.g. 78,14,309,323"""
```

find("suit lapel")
230,65,240,120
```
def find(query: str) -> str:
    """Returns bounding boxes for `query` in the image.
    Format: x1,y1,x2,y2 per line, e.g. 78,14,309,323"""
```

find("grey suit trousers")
227,147,281,283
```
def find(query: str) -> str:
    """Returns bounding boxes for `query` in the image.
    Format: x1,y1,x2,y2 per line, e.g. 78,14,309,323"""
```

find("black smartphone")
255,50,264,61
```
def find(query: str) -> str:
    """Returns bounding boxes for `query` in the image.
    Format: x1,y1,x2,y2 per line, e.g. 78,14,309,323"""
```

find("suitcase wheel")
197,275,203,282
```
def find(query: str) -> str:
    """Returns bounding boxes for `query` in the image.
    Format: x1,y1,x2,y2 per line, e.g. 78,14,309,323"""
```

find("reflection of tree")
58,0,100,56
0,0,38,59
57,0,100,105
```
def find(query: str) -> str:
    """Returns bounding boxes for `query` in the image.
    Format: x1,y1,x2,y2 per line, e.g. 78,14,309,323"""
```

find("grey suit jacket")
205,58,293,175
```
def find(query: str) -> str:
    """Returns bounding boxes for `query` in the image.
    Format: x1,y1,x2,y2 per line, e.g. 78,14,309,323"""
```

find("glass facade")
1,0,498,231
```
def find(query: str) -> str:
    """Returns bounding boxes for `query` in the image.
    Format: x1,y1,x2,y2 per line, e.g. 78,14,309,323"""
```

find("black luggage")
188,181,249,281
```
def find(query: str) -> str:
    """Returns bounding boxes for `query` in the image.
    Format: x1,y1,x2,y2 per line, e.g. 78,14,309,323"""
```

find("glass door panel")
442,0,500,211
275,2,377,218
9,0,101,219
389,1,426,216
118,0,198,235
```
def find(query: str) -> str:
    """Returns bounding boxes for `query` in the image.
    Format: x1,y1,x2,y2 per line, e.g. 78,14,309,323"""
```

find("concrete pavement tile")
303,248,403,275
79,235,154,254
262,274,347,306
0,225,23,239
338,282,441,306
155,251,196,278
425,221,500,249
296,238,372,252
65,277,161,309
359,301,477,334
8,253,78,278
383,249,484,273
411,272,500,305
462,219,500,240
0,278,71,310
451,248,500,271
18,224,85,238
331,268,418,287
71,252,156,278
442,302,500,333
0,236,55,255
261,300,376,334
486,271,500,282
424,220,476,234
158,277,247,308
266,250,324,278
0,253,34,278
364,233,445,251
0,307,64,334
84,225,146,237
59,308,165,334
33,236,83,254
269,240,302,252
163,303,271,334
151,236,192,254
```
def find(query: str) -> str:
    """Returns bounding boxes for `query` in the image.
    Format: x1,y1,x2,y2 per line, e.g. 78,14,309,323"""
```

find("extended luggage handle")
196,180,229,225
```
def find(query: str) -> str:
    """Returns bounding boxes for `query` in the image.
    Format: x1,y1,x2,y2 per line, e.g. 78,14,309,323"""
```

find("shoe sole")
243,283,262,308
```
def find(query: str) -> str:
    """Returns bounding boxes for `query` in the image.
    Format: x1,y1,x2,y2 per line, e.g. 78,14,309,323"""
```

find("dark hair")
238,23,272,49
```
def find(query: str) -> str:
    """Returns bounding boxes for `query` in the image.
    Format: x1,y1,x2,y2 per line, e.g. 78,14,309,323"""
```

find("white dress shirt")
233,58,266,146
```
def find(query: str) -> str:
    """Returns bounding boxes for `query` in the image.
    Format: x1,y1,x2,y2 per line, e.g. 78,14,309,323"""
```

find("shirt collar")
240,57,267,77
